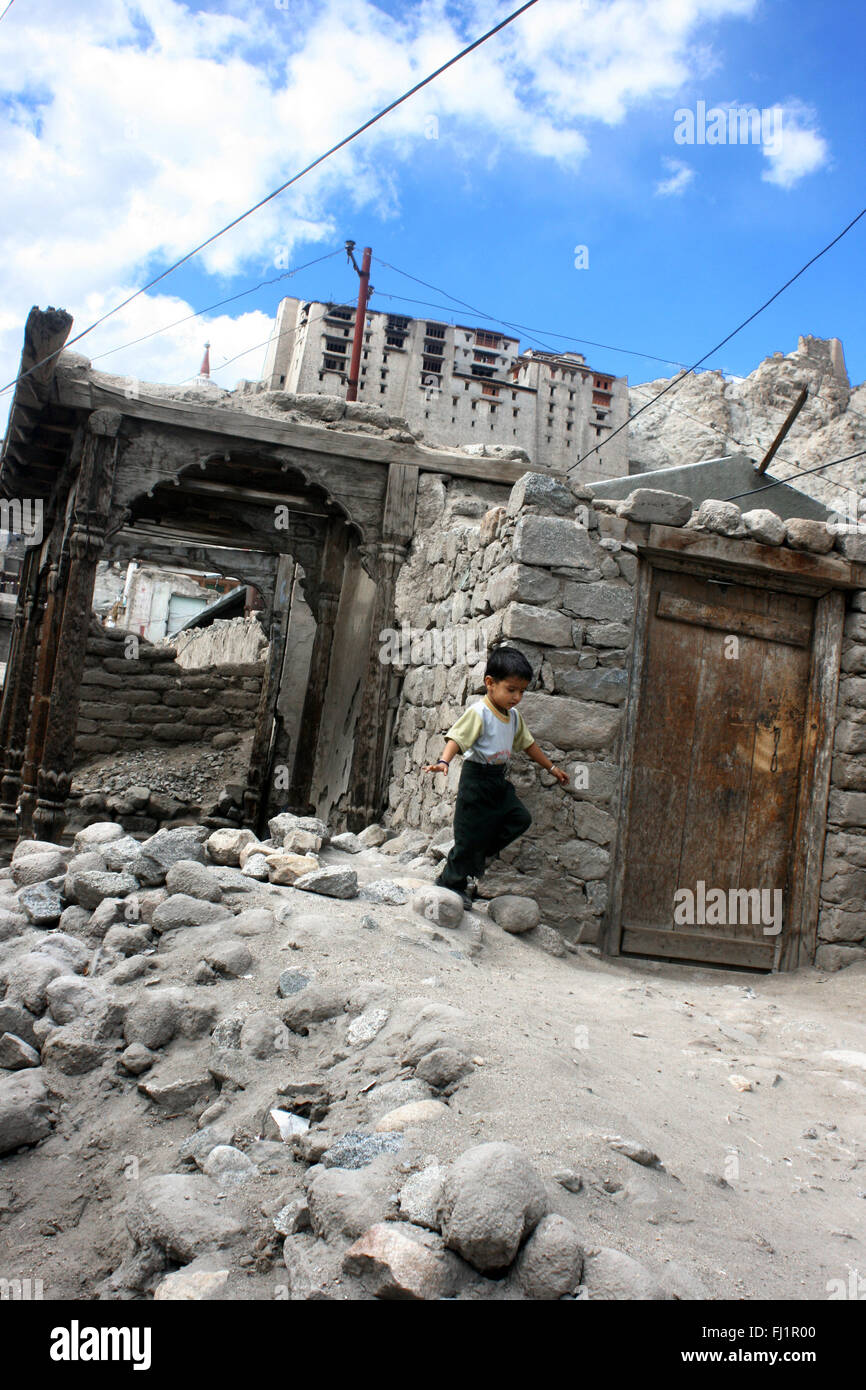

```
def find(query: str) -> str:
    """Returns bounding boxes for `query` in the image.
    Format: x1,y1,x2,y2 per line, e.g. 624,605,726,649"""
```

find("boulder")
579,1247,673,1300
282,828,324,855
321,1131,404,1171
202,1145,258,1188
398,1163,444,1230
151,894,227,934
0,1033,40,1069
11,850,66,887
414,1048,474,1089
126,1174,244,1262
18,878,66,927
359,880,409,905
328,831,364,854
785,517,834,554
266,852,319,886
411,885,463,928
33,931,90,974
513,1213,584,1298
137,827,209,881
0,1068,53,1152
487,895,540,933
374,1100,448,1132
41,1026,105,1075
615,488,693,526
5,953,65,1014
343,1222,465,1300
206,828,259,866
436,1142,549,1272
356,825,388,848
292,867,358,900
202,940,253,978
741,508,786,545
67,870,137,910
307,1164,398,1240
507,472,574,516
72,822,125,855
164,860,223,902
693,498,745,536
45,975,107,1026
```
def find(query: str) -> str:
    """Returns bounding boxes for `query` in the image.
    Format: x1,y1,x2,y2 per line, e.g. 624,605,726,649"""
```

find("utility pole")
756,385,808,475
345,240,372,402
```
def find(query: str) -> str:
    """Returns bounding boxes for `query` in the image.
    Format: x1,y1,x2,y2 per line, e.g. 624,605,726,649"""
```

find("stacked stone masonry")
75,625,265,760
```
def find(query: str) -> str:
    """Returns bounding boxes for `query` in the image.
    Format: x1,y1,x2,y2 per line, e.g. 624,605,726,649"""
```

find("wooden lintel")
630,523,866,592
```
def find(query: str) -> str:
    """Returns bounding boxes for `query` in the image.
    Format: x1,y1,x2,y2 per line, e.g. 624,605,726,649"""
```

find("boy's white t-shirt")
445,695,535,765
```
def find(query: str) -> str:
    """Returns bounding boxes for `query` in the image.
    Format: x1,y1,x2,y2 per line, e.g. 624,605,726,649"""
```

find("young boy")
422,646,569,909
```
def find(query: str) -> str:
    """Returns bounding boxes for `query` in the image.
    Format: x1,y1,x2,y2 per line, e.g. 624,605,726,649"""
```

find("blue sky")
1,0,863,432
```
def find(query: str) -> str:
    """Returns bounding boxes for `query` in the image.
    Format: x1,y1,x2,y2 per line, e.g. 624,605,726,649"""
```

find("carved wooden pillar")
18,555,64,838
285,520,349,815
243,553,294,832
0,548,45,838
343,539,408,831
32,409,122,841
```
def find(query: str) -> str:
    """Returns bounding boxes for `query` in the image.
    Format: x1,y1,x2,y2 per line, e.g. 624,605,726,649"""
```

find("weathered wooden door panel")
619,569,814,969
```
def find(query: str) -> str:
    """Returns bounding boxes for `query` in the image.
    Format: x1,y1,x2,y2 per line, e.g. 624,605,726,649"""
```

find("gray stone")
415,1048,474,1089
18,878,66,927
239,1012,291,1058
72,822,125,855
292,867,358,900
551,665,628,705
487,895,540,934
514,1213,584,1299
278,968,312,997
0,906,28,940
120,1043,155,1075
151,893,227,934
0,1068,53,1153
178,1119,236,1167
815,944,866,971
68,870,137,910
86,898,125,938
281,987,348,1032
580,1247,673,1300
615,489,693,526
206,828,259,866
202,1144,258,1187
356,824,388,848
321,1130,404,1171
139,1069,215,1111
5,953,65,1014
693,498,745,536
741,508,786,545
12,838,65,864
0,1003,39,1049
137,827,209,882
507,472,574,516
359,880,409,905
343,1222,465,1300
203,940,253,977
437,1141,549,1272
0,1033,40,1069
102,836,150,873
512,514,596,569
33,931,90,974
502,603,573,647
45,974,107,1026
785,517,834,554
411,885,463,929
560,580,634,624
10,850,66,888
527,923,567,957
123,990,183,1049
519,692,621,751
126,1174,244,1262
346,1008,389,1046
328,831,364,854
241,854,270,881
273,1198,311,1237
398,1163,444,1230
553,1168,584,1193
40,1026,105,1075
607,1135,661,1166
308,1163,399,1239
165,860,223,902
103,924,152,957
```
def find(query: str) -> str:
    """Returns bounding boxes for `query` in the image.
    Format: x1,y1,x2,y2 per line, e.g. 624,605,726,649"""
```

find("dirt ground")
1,841,864,1301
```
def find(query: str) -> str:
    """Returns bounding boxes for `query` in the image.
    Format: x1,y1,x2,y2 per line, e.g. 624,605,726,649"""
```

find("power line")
87,247,343,368
724,448,866,504
0,0,17,22
374,259,688,369
569,204,866,472
0,0,539,398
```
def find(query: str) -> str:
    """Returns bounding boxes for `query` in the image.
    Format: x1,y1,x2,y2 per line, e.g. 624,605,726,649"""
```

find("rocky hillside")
628,337,866,515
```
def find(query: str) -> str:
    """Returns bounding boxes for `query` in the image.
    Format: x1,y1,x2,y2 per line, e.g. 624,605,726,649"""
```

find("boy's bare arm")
422,738,461,774
525,740,569,785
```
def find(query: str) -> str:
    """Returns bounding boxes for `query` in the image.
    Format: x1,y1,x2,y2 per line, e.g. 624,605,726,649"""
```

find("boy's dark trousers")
436,760,532,892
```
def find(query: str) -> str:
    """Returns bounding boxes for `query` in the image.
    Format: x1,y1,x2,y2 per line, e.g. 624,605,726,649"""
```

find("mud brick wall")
386,472,636,943
75,624,265,759
815,588,866,970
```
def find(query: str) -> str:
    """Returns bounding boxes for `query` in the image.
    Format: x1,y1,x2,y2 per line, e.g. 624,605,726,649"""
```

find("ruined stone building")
2,306,866,974
262,296,629,481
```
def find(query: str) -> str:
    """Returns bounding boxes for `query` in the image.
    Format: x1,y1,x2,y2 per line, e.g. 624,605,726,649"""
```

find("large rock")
507,472,574,516
359,880,409,905
785,517,834,554
72,822,125,855
487,895,540,933
45,975,107,1026
343,1222,465,1300
67,870,137,910
519,692,621,750
126,1174,244,1262
328,831,363,854
292,867,358,900
41,1026,105,1076
0,1068,53,1152
10,850,66,888
266,852,319,886
123,988,218,1050
693,498,745,536
374,1100,448,1132
615,488,693,526
164,860,223,902
12,839,65,863
513,1213,584,1298
321,1131,404,1171
512,514,597,569
502,603,573,647
151,894,227,934
136,827,209,882
398,1163,444,1230
5,953,65,1014
202,1145,258,1188
579,1247,673,1300
356,824,388,848
282,828,324,855
741,508,786,545
34,931,90,974
0,1002,39,1049
206,828,259,866
411,885,463,928
202,939,253,978
18,878,66,927
307,1164,398,1241
437,1142,549,1272
0,1033,40,1069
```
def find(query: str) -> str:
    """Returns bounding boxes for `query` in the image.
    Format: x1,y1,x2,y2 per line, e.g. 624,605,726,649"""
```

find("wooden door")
617,568,814,969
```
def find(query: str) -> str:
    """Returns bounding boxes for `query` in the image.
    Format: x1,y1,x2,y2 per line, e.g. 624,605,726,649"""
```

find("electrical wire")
724,448,866,503
569,204,866,471
0,0,539,398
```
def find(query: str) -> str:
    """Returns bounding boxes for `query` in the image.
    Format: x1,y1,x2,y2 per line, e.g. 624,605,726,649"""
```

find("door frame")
601,522,851,971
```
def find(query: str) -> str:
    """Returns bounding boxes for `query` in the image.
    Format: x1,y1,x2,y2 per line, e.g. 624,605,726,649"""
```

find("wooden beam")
634,523,866,592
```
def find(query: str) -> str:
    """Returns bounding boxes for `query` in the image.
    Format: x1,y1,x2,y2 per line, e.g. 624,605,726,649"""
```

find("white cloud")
761,102,829,188
0,0,767,420
655,157,695,196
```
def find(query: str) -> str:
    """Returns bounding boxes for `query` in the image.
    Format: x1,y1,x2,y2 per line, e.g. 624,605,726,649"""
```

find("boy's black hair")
485,646,533,683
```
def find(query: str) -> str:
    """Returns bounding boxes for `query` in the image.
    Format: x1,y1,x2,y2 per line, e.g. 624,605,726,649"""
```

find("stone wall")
386,471,635,943
74,622,265,761
816,590,866,970
386,472,866,966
